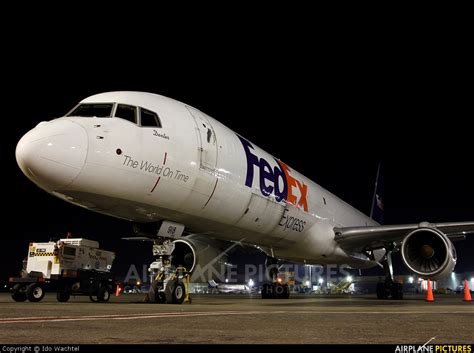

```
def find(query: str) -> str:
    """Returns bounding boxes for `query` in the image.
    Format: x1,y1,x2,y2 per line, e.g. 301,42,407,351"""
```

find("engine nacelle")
401,227,457,280
171,237,228,282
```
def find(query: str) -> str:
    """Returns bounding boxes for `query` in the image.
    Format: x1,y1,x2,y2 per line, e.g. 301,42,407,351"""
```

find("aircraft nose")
16,119,88,191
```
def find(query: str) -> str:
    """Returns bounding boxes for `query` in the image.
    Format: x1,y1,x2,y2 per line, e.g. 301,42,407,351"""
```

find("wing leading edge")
334,222,474,252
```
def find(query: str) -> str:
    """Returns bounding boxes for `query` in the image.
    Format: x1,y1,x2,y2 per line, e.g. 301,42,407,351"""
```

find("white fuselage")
16,92,381,268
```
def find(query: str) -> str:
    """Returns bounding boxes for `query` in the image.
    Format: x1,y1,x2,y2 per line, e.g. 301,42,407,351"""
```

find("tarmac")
0,292,472,344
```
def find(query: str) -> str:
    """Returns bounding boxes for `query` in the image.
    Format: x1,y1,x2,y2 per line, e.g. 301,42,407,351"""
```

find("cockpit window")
115,104,137,124
140,108,162,128
67,103,113,118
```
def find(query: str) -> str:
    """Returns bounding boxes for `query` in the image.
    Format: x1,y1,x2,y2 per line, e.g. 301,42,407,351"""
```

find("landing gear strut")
376,250,403,300
261,257,290,299
146,237,191,304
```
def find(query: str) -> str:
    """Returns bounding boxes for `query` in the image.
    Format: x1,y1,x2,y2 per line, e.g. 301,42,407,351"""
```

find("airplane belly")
235,193,285,234
274,221,346,263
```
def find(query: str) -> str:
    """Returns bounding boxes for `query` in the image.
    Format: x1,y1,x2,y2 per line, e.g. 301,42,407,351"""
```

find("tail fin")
370,163,384,224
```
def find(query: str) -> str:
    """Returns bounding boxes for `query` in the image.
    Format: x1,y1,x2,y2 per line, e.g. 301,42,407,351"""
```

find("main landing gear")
376,250,403,300
146,237,191,304
261,257,290,299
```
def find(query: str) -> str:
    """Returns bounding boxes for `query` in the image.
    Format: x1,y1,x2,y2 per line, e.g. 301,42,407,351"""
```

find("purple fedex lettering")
237,135,309,212
259,158,274,197
237,136,259,188
237,135,287,202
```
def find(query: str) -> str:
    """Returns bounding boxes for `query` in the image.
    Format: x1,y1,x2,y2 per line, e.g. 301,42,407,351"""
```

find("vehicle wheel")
149,280,166,303
11,284,27,302
97,286,110,303
391,283,403,300
89,295,98,302
376,283,388,299
261,283,272,299
26,283,45,302
394,291,404,300
56,291,70,302
272,283,288,299
165,279,186,304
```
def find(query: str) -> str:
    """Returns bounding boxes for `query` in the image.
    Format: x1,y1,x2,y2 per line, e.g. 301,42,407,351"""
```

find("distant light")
248,279,254,288
305,281,310,286
277,278,282,283
318,278,324,284
136,281,141,286
451,273,456,279
346,276,352,282
225,278,229,283
408,276,414,284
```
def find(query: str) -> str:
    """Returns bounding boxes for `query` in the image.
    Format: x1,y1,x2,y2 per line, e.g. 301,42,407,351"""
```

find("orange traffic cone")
115,285,122,297
426,279,434,302
463,280,472,302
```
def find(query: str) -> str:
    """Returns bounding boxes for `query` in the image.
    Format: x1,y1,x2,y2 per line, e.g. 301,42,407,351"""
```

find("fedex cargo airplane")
15,91,473,302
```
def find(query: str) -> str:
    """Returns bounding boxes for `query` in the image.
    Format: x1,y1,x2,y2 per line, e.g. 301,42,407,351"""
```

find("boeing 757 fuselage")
16,92,473,300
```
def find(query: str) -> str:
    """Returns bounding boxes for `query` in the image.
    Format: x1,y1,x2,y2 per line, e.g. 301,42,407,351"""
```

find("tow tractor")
9,238,116,303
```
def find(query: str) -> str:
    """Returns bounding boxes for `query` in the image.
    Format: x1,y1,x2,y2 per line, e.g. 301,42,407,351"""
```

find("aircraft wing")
334,222,474,252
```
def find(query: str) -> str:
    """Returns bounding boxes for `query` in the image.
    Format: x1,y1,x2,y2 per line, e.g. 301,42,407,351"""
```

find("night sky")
2,24,473,282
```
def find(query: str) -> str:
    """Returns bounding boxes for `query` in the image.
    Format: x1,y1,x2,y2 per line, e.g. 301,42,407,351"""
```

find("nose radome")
16,119,87,191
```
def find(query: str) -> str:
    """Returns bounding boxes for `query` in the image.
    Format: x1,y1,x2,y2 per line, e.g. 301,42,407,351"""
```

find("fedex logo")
237,136,308,212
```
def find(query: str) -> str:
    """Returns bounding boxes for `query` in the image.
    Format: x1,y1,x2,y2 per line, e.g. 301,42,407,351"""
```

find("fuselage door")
186,106,218,173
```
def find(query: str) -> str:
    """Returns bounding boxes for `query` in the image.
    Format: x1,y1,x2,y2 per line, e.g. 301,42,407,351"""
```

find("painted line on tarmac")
1,311,224,321
0,311,285,324
290,311,474,315
1,309,472,324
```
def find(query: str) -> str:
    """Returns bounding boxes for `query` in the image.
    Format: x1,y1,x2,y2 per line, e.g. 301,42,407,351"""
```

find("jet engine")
171,236,229,282
401,227,457,280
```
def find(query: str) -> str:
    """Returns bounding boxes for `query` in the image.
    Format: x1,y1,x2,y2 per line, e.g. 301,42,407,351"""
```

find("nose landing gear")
146,238,191,304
